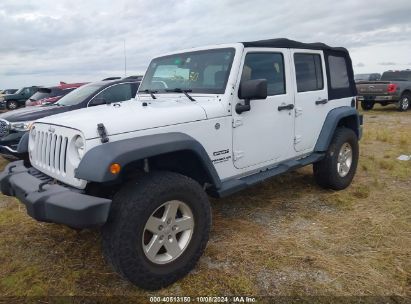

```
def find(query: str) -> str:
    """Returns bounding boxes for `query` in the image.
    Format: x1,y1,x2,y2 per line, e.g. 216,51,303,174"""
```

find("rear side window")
241,53,286,96
328,56,349,89
294,54,323,92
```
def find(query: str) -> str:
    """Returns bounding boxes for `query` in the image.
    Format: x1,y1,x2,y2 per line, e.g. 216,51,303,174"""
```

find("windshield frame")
139,47,236,95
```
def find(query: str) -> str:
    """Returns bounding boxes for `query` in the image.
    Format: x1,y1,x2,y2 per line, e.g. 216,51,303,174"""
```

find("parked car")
357,70,411,111
0,38,361,289
354,73,381,82
0,78,140,160
25,82,87,106
0,86,41,110
0,89,18,97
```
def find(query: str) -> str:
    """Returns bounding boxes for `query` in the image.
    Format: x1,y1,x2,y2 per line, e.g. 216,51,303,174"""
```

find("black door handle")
315,99,328,105
278,104,294,111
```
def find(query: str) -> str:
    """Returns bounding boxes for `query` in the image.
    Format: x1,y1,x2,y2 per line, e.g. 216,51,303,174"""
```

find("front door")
291,50,329,152
232,49,295,169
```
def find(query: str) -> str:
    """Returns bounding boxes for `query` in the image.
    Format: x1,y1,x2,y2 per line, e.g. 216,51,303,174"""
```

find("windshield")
14,88,24,94
139,48,235,94
56,84,103,106
381,71,411,81
355,74,371,80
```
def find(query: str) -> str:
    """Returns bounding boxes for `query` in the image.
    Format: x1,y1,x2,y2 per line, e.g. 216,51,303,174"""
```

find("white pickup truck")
0,38,362,290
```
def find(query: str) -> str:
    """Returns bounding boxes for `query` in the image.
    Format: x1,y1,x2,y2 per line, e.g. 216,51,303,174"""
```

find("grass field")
0,105,409,298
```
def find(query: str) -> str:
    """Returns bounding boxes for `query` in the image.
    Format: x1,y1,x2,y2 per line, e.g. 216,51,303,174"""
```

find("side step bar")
215,153,325,198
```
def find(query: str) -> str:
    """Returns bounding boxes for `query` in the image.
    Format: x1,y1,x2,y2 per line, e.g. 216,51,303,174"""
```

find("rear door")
292,50,328,152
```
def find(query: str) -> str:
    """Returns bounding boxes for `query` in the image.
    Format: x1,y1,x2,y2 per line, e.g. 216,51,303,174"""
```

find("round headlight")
74,136,85,158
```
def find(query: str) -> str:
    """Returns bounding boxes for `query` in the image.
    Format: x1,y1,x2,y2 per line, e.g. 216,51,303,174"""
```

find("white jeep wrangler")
0,38,362,290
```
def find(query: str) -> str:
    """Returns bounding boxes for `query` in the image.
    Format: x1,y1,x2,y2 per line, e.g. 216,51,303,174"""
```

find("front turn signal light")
109,163,121,175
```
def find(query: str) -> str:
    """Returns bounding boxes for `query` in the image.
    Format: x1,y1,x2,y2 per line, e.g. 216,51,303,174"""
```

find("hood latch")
97,123,109,143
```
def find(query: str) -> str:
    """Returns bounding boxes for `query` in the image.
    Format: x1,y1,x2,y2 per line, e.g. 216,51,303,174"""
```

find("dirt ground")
0,105,409,299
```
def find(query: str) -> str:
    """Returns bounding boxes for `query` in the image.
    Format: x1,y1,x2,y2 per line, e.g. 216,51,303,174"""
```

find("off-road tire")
360,101,374,111
6,100,19,110
101,171,211,290
397,93,410,112
313,128,359,190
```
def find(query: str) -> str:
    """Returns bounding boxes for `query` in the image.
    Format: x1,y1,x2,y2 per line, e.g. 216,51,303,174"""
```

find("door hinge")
232,117,243,128
295,107,303,117
294,135,302,144
233,150,244,161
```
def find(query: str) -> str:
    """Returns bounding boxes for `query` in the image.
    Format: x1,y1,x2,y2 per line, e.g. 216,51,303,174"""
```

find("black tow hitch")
97,123,109,144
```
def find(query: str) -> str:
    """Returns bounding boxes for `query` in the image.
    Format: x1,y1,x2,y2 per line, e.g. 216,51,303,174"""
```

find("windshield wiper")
165,88,196,101
141,89,157,99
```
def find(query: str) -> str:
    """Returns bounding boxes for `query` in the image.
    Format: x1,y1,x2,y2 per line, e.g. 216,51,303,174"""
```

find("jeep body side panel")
314,106,362,152
75,132,222,188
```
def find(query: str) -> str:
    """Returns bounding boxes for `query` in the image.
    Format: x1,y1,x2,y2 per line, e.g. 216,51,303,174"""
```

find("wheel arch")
75,132,222,190
314,106,362,152
401,89,411,97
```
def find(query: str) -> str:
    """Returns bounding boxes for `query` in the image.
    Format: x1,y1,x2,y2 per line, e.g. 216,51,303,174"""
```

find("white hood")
35,98,208,139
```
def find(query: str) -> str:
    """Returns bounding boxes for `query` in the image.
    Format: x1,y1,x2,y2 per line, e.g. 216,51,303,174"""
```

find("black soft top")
243,38,356,99
242,38,348,54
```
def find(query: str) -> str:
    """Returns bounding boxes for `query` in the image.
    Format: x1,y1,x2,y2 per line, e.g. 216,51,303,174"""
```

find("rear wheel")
102,171,211,290
313,128,359,190
6,100,19,110
397,94,410,112
360,101,374,111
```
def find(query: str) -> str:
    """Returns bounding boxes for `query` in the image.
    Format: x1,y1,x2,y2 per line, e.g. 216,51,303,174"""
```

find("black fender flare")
314,106,362,152
75,132,222,188
17,132,29,154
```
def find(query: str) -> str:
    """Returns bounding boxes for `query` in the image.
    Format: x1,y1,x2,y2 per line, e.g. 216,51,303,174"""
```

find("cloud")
0,0,411,87
379,62,397,66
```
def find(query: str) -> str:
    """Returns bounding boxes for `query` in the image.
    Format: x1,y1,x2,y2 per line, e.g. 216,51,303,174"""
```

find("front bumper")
0,161,112,228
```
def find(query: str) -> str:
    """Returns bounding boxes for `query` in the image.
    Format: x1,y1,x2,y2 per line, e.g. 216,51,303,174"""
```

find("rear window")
381,71,411,81
29,88,64,101
294,53,324,92
328,55,350,89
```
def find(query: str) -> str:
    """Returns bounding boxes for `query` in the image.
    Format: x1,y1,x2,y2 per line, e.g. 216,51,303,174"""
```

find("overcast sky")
1,0,410,88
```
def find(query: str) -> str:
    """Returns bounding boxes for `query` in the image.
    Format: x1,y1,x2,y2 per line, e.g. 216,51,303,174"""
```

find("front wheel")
397,94,410,112
102,171,211,290
6,100,19,110
313,128,359,190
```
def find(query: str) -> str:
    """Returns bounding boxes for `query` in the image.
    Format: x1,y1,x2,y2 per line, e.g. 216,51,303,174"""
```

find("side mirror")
236,79,267,114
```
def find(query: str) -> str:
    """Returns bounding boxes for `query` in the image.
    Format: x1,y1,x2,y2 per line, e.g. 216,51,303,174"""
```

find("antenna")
123,39,127,77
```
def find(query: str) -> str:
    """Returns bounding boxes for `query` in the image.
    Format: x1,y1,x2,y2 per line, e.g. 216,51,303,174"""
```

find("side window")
294,53,323,92
241,53,286,96
328,55,349,89
90,83,132,106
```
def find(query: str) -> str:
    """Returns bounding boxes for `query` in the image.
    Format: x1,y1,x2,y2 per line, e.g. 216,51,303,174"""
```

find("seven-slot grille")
32,130,69,174
0,120,9,137
30,123,87,189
